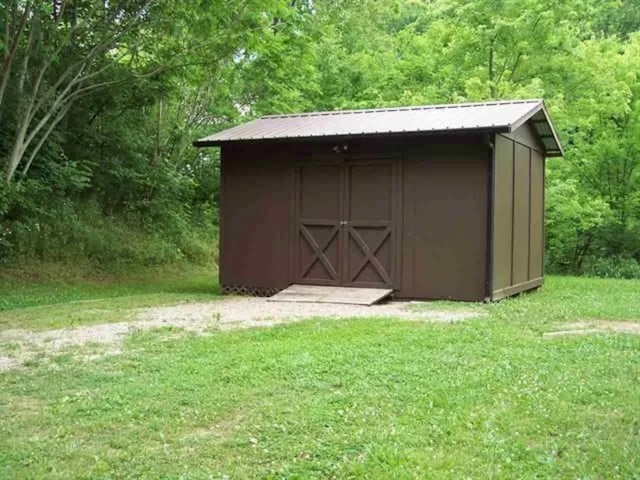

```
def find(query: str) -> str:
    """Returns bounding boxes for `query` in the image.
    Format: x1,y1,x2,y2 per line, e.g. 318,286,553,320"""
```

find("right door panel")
342,159,396,288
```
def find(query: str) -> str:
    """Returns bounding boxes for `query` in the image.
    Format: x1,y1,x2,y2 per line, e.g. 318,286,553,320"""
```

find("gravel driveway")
0,297,481,371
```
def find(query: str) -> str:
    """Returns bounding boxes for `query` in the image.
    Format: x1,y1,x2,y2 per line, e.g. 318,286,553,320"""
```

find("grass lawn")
1,273,639,478
0,263,219,330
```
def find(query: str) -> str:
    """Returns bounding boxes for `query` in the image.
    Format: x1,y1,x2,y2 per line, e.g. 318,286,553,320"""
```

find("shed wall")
399,144,489,301
218,135,522,301
491,124,545,300
492,135,514,291
219,146,293,295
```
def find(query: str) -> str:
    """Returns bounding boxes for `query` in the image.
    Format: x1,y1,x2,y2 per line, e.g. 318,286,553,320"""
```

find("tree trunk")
488,44,496,97
153,98,163,165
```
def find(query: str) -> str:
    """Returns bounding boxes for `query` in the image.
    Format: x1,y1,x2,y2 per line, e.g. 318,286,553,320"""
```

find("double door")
293,155,398,288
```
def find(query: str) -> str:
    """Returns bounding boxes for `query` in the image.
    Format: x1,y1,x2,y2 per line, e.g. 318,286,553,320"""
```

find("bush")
0,187,217,269
545,178,612,273
583,256,640,279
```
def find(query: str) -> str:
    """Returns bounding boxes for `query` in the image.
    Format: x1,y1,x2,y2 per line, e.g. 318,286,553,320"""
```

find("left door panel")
294,163,343,285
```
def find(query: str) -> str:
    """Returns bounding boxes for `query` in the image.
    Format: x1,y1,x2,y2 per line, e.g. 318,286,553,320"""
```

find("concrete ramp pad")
268,284,393,306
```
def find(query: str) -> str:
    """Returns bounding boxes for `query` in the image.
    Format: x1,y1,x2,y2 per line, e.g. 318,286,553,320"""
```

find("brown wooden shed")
195,99,563,301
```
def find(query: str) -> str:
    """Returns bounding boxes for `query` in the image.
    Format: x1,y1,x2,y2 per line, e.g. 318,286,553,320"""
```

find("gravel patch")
0,297,481,371
141,297,479,328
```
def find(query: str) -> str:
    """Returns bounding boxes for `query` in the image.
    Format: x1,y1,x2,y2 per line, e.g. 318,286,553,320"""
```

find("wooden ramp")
268,284,393,306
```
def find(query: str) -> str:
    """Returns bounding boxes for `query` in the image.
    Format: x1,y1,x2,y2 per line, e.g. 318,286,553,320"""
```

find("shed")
195,99,563,301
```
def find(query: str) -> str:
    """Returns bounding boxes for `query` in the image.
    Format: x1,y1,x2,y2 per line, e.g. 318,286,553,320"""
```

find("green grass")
0,263,219,330
0,274,639,478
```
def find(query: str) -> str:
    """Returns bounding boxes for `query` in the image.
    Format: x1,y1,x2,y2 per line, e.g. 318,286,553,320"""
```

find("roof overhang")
508,101,564,157
195,99,564,157
193,126,512,148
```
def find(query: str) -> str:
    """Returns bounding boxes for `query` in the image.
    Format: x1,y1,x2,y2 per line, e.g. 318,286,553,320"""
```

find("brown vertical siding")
399,144,489,301
529,149,544,279
400,151,415,295
512,143,531,285
492,135,514,291
491,121,546,300
220,147,293,290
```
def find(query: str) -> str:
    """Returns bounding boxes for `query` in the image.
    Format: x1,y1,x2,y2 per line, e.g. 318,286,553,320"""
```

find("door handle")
340,221,348,226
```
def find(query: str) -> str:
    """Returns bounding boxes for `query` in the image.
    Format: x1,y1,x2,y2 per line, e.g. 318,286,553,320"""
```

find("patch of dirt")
0,356,20,371
0,297,481,371
140,297,479,329
544,320,640,338
182,407,247,443
2,394,44,416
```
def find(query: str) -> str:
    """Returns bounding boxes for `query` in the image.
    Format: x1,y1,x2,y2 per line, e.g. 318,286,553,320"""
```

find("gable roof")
195,99,563,156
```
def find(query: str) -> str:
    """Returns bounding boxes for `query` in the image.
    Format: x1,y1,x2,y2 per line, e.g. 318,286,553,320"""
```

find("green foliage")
1,197,217,267
308,0,640,277
583,256,640,279
545,177,612,272
1,0,639,276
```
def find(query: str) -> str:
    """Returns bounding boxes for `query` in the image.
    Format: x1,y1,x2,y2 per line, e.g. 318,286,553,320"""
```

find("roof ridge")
261,99,543,119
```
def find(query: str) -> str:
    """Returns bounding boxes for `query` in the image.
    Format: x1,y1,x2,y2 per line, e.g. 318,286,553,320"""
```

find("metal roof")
195,99,563,156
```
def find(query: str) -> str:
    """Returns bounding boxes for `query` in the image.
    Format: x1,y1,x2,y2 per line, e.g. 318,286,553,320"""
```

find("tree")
2,0,640,274
0,1,170,183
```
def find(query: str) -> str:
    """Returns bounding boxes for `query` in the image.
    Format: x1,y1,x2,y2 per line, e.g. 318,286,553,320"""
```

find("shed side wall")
492,134,514,291
512,143,531,285
399,144,489,301
492,124,545,300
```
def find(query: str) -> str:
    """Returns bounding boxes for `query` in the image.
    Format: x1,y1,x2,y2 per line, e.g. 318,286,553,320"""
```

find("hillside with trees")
1,0,639,277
